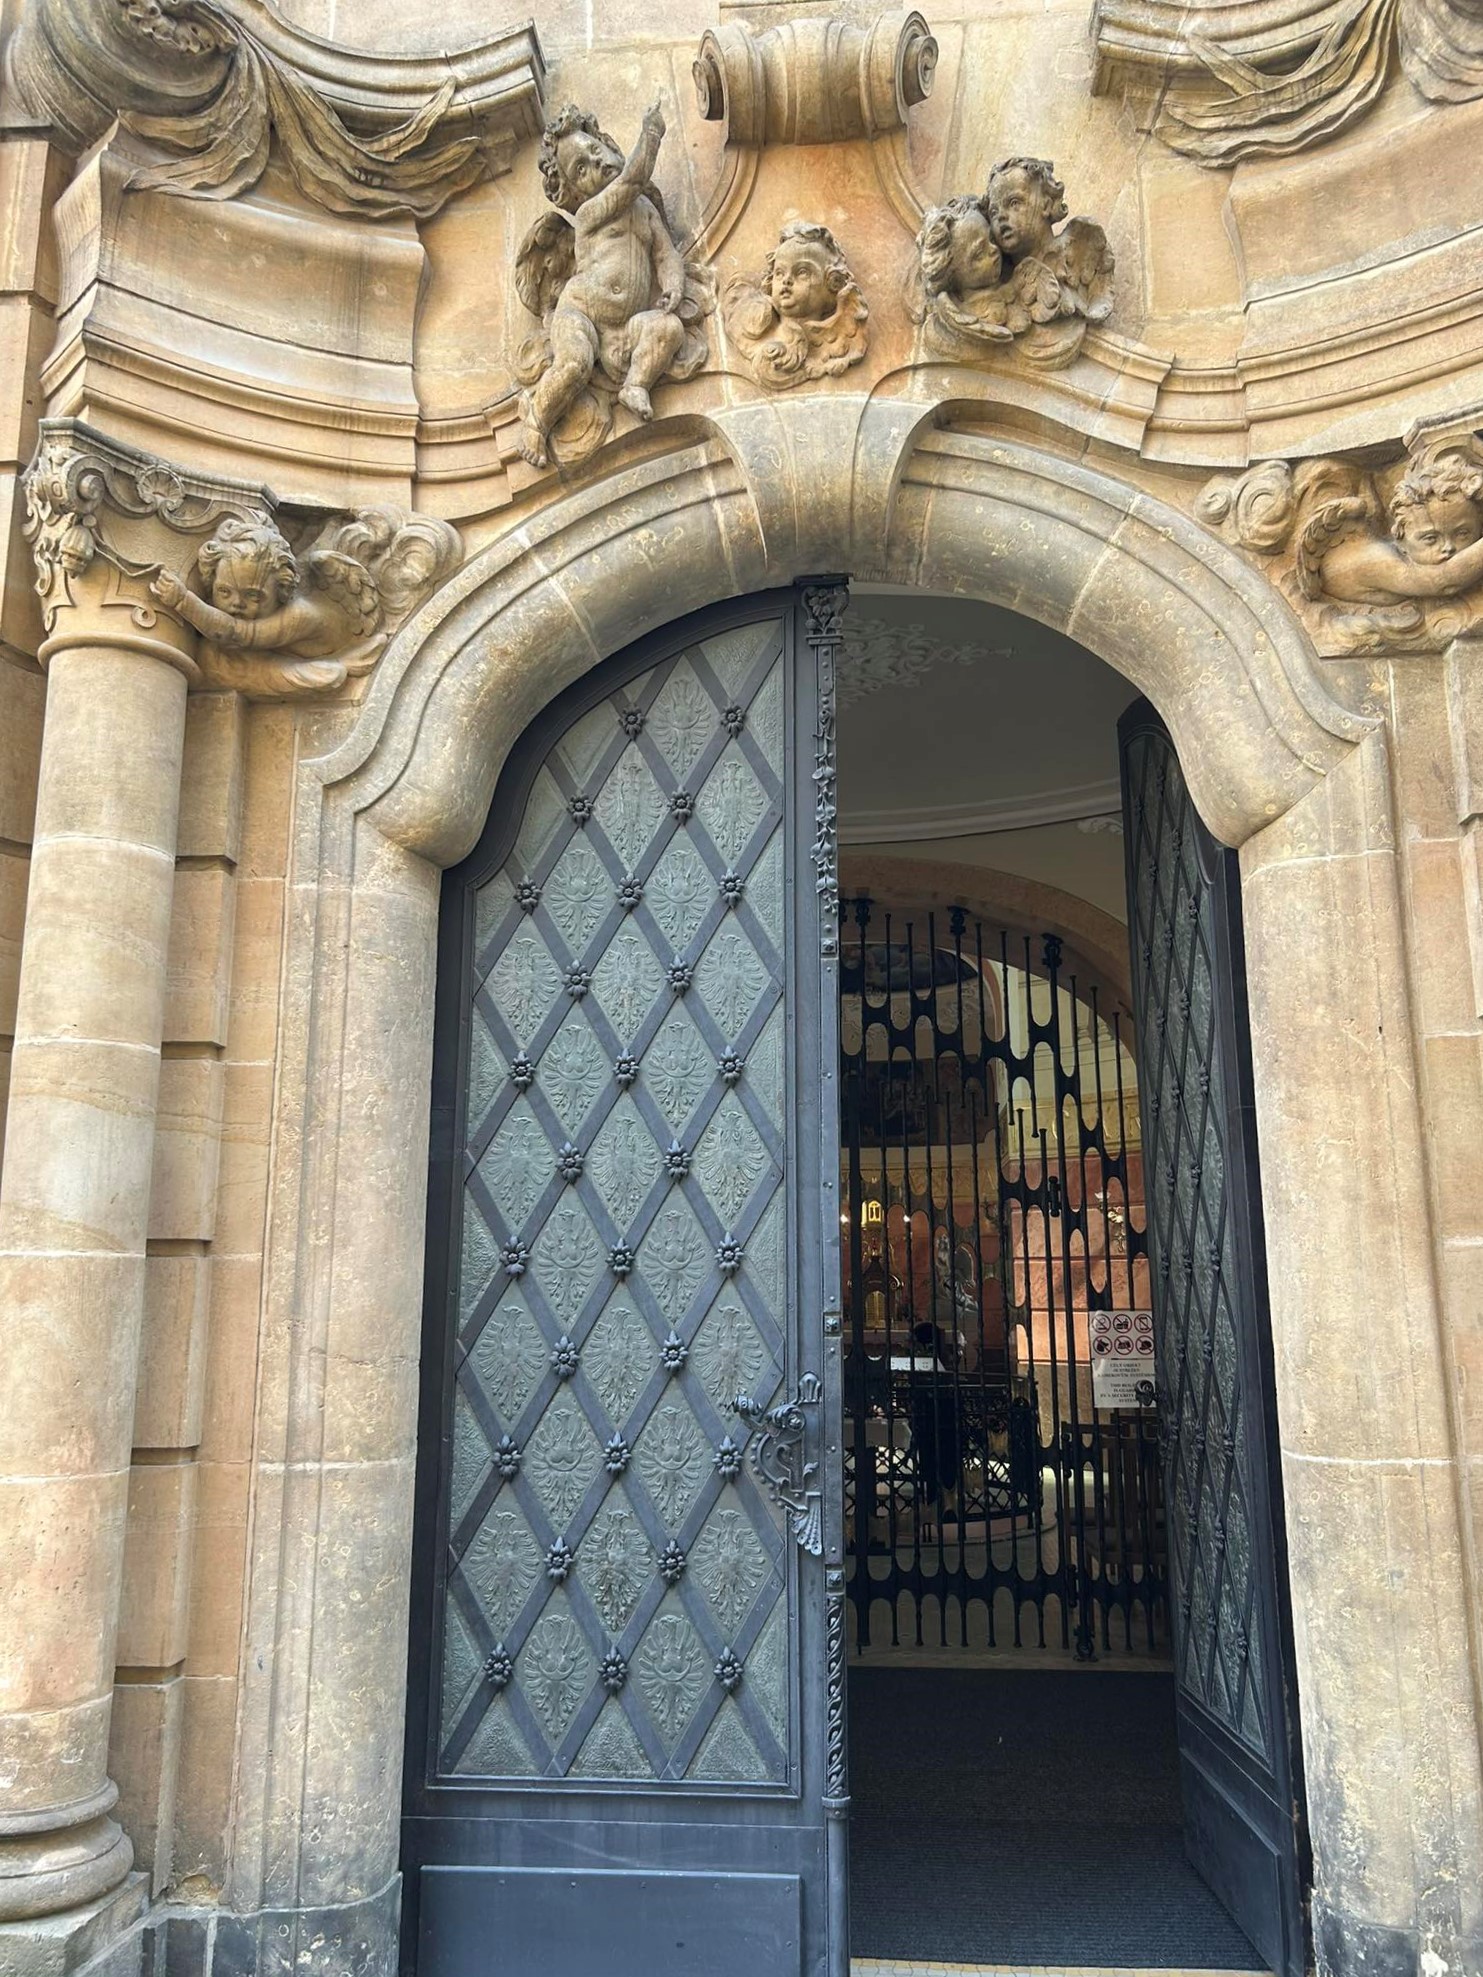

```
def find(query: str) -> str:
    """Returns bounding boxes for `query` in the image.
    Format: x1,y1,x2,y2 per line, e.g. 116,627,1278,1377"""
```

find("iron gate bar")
840,895,1167,1658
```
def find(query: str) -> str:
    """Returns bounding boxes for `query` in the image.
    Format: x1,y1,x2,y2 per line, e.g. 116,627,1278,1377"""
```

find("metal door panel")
1119,701,1309,1977
403,588,848,1977
418,1867,801,1977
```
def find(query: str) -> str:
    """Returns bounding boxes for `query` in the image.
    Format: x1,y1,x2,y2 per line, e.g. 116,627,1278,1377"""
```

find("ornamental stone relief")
1198,430,1483,654
908,158,1114,372
513,101,716,467
722,222,871,390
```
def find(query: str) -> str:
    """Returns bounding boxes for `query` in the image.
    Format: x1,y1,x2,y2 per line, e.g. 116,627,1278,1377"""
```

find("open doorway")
834,593,1307,1973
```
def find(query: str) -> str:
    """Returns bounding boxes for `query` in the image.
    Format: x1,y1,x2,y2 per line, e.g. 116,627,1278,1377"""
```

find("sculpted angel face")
769,238,834,321
555,125,622,206
919,199,1003,299
197,521,297,622
986,159,1065,262
1391,478,1483,566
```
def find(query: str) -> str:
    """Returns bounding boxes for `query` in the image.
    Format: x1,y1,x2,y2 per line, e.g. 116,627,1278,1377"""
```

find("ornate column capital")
22,418,274,680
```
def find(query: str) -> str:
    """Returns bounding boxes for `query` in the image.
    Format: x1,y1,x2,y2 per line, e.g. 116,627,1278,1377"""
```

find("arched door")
402,589,849,1977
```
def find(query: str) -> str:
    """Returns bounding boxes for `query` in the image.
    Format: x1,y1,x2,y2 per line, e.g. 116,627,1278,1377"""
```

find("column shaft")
0,644,188,1922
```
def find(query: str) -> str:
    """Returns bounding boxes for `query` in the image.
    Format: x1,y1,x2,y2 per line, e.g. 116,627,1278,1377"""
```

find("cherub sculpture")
1198,447,1483,654
909,157,1114,371
514,101,715,469
152,506,463,697
722,221,870,391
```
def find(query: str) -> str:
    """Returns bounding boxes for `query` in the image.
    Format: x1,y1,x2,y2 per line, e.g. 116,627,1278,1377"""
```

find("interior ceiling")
837,590,1138,838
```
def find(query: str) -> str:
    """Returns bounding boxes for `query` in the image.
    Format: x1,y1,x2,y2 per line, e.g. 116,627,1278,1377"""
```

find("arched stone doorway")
229,419,1477,1977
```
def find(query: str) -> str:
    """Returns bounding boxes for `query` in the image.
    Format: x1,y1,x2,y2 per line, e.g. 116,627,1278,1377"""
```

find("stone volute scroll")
908,157,1115,371
723,222,870,390
693,10,938,145
2,0,546,217
513,99,716,468
1197,420,1483,655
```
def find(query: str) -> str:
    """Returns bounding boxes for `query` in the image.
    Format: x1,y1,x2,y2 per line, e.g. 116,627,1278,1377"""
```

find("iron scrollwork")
802,582,847,958
732,1373,824,1557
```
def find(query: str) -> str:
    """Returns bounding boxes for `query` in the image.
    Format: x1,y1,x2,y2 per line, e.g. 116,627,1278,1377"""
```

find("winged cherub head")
764,222,853,323
985,157,1067,263
539,105,624,212
1389,457,1483,567
917,195,1003,300
197,518,298,621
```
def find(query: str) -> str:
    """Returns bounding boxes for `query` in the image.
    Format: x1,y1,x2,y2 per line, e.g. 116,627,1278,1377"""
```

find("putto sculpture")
152,507,463,696
722,221,870,390
514,100,715,469
908,156,1114,371
1198,439,1483,654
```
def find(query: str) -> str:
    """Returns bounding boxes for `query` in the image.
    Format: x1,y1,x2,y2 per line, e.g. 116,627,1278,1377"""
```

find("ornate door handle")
732,1373,824,1557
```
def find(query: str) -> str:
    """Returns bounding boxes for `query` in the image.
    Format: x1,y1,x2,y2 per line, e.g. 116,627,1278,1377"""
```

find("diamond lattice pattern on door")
439,621,793,1785
1126,730,1269,1760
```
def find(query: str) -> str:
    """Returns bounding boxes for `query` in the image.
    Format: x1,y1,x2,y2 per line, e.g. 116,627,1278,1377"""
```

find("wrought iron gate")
840,898,1167,1658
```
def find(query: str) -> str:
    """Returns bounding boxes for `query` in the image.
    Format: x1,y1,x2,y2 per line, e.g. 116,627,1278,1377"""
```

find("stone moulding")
1,0,546,215
693,10,937,146
1198,412,1483,655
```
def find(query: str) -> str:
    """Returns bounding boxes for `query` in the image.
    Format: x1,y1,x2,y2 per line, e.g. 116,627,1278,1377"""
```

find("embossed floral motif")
511,1052,536,1091
614,1053,640,1088
484,1644,514,1690
586,1506,652,1631
620,706,646,739
551,1335,581,1380
636,1403,709,1524
665,1140,691,1182
569,793,595,826
667,960,694,994
515,880,542,913
723,705,746,738
716,1237,745,1276
565,965,593,998
636,1612,708,1744
494,1435,523,1480
541,1021,606,1129
617,876,644,911
692,1510,768,1632
526,1397,596,1525
557,1142,585,1183
601,1649,630,1695
670,791,696,821
662,1329,689,1374
502,1240,531,1278
714,1436,744,1480
609,1244,636,1279
715,1649,744,1693
523,1612,591,1743
546,1537,575,1581
604,1433,633,1475
718,1052,746,1086
646,1018,710,1125
649,669,714,778
659,1541,687,1585
719,871,745,909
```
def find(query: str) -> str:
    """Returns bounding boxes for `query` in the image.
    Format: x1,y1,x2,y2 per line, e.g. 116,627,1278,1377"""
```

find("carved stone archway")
227,409,1480,1977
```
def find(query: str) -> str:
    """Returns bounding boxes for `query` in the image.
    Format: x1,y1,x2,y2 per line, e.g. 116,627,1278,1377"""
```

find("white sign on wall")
1089,1309,1157,1410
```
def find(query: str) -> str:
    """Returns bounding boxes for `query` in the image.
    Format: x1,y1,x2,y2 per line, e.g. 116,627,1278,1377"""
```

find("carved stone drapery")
1093,0,1483,164
693,10,937,145
2,0,546,216
1197,417,1483,654
907,157,1114,372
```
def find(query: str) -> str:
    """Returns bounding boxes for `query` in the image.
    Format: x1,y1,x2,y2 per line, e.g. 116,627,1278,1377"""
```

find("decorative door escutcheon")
732,1374,824,1557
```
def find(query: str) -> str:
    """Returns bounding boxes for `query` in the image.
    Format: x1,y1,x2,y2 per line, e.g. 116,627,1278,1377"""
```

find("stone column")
0,423,271,1956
